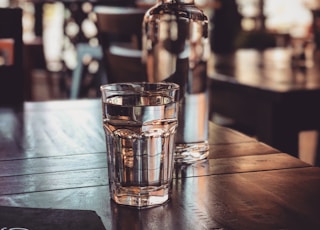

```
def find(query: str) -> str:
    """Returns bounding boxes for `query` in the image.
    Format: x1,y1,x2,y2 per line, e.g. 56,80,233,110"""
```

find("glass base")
174,142,209,164
111,183,171,208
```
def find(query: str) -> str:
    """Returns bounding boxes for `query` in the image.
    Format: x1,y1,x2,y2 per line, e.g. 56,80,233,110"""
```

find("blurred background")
1,0,317,100
1,0,320,164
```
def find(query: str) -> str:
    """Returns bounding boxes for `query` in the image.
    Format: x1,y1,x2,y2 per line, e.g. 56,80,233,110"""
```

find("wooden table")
209,48,320,159
1,99,320,229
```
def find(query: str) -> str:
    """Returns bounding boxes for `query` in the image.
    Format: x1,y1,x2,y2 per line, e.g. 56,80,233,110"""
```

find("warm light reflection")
237,0,313,37
265,0,312,37
42,3,65,71
241,18,257,31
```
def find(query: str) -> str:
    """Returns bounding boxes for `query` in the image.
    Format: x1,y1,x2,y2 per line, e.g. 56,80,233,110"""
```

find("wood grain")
1,167,319,230
0,99,318,230
208,49,320,157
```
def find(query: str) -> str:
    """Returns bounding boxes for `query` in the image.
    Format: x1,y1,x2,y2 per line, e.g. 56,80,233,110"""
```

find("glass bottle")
142,0,210,164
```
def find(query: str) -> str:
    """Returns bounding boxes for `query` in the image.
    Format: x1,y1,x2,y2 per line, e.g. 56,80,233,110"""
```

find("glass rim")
100,82,180,92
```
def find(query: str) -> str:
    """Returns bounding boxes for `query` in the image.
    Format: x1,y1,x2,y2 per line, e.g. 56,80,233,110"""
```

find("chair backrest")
0,7,24,106
94,6,147,83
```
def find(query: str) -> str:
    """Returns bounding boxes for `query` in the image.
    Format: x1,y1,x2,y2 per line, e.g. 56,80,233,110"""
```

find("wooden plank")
0,168,108,195
0,153,107,177
0,185,224,230
1,99,257,161
1,167,320,230
1,140,280,178
239,167,320,227
0,140,279,178
209,122,257,144
0,100,106,160
174,167,320,230
209,141,279,159
22,104,105,157
175,153,310,178
0,153,309,195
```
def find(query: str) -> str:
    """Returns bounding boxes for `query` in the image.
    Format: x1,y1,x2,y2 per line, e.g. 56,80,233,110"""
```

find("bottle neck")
158,0,195,4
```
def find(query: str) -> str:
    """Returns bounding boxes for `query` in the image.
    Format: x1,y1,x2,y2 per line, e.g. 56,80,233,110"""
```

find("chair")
94,6,147,84
0,7,24,106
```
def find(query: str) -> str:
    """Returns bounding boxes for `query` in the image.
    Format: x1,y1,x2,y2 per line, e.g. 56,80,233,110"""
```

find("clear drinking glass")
101,82,179,208
142,0,210,164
